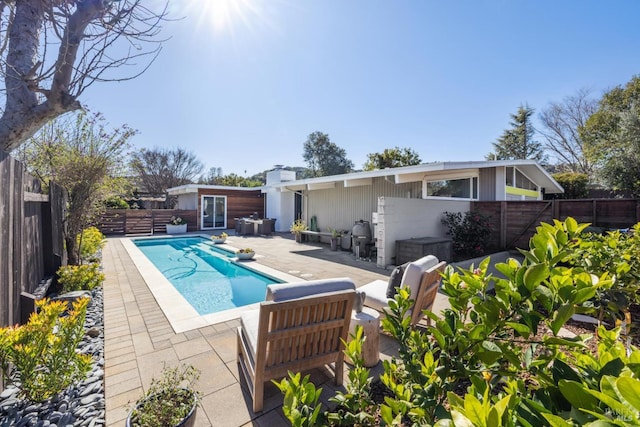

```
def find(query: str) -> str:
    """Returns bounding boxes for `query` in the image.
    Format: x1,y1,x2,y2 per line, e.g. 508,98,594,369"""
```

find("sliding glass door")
201,195,227,229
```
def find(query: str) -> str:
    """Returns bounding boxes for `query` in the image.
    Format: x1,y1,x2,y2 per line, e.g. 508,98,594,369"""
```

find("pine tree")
487,105,546,163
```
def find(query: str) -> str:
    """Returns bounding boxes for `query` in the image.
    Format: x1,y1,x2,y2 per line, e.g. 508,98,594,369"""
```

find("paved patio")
102,232,450,426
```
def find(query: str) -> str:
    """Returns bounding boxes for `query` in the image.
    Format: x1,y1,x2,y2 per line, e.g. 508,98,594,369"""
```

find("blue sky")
84,0,640,177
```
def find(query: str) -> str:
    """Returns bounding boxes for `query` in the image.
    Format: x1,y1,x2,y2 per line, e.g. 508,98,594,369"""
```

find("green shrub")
0,298,92,401
552,172,589,199
103,196,130,209
279,218,640,425
57,263,105,292
441,210,492,259
77,226,106,263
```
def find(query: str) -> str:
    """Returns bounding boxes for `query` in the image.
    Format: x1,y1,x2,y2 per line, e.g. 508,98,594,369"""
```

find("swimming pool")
133,236,282,315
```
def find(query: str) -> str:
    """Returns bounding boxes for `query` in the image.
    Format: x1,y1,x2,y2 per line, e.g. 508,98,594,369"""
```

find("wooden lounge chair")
237,278,356,412
360,255,447,326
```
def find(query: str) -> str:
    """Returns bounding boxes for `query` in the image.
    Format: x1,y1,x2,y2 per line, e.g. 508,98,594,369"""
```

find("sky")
83,0,640,178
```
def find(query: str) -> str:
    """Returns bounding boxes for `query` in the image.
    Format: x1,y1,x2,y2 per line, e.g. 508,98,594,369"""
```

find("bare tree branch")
0,0,168,151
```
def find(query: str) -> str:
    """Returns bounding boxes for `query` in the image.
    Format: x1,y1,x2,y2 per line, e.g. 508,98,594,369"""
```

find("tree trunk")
65,235,79,267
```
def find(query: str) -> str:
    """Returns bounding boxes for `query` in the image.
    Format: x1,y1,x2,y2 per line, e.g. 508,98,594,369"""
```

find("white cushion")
401,255,439,301
265,278,355,302
240,309,260,362
360,279,390,312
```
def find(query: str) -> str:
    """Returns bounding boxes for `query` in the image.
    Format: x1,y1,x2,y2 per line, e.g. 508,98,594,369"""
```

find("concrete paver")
103,232,411,426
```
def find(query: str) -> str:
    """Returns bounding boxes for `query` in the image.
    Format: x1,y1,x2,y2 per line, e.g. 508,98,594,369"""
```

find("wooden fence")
98,209,198,235
0,150,66,327
473,199,640,251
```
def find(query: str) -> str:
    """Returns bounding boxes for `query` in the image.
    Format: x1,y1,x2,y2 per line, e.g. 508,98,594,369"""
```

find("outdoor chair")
237,278,356,412
239,220,255,235
257,218,276,235
360,255,447,326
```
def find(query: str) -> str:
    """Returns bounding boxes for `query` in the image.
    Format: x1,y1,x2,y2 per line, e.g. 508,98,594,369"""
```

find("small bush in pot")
127,363,200,427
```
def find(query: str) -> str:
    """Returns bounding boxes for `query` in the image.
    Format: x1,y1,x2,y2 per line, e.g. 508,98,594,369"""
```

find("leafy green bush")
0,298,92,401
103,196,130,209
441,210,492,259
552,172,589,199
570,223,640,323
279,218,640,425
57,263,105,292
77,226,106,263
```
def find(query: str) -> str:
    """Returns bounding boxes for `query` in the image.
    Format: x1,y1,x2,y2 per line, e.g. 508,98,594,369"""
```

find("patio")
102,232,452,426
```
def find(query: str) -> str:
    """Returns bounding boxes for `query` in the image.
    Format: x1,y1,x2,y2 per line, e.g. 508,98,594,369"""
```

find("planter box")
211,238,226,244
395,237,452,265
166,224,187,234
236,252,255,260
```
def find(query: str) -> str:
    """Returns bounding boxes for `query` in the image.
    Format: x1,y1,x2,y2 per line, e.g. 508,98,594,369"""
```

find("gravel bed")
0,287,105,427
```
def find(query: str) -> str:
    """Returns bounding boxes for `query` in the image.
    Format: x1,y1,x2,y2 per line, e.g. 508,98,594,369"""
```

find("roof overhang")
167,184,265,195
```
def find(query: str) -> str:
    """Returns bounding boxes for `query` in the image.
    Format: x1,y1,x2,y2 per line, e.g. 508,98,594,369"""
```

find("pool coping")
121,235,302,333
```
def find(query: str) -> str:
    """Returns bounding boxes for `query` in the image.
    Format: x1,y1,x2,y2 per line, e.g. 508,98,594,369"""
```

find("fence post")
498,201,506,250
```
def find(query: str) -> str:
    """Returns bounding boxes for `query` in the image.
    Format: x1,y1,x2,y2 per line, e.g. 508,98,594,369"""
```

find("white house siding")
303,177,422,235
375,197,470,267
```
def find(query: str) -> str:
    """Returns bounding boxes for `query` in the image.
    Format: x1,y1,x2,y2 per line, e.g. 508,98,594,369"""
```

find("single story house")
169,160,563,268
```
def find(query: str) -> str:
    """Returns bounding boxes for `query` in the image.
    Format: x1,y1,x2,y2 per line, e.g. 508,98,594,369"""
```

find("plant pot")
330,238,339,251
294,233,302,243
166,224,187,235
211,238,226,244
126,388,197,427
236,252,255,260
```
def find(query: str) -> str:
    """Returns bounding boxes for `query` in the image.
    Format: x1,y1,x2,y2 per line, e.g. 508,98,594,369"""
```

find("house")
168,160,563,268
167,185,265,231
263,160,563,267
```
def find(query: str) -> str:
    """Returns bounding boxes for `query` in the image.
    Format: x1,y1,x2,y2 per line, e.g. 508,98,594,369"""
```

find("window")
505,167,537,191
426,177,478,199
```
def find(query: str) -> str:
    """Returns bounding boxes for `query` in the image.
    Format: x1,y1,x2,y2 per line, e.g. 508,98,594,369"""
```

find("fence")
473,199,640,251
0,150,66,327
98,209,198,235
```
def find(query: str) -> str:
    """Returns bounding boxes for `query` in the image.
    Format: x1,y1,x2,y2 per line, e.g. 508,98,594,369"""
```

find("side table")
347,307,380,367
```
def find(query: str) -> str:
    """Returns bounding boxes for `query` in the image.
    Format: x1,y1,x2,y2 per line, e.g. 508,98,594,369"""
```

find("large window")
426,177,478,199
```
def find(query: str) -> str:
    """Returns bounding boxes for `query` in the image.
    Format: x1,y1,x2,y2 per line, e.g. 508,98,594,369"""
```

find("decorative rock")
0,287,104,427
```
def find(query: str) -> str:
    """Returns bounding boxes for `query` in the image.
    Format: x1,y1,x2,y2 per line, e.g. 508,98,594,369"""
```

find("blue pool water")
133,237,280,315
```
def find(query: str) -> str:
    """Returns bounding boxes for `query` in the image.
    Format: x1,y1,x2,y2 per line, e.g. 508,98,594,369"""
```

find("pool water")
133,237,280,315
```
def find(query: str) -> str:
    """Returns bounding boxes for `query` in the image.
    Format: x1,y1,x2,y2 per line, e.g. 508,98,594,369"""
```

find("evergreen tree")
487,105,546,163
302,132,354,177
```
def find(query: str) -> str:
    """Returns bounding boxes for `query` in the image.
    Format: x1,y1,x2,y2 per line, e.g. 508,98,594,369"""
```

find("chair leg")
334,358,344,386
253,381,264,413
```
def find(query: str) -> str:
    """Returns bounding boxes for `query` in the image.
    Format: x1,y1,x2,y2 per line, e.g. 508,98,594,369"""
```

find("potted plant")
210,232,228,244
328,228,342,251
166,216,187,235
236,248,255,260
127,364,200,427
290,219,308,243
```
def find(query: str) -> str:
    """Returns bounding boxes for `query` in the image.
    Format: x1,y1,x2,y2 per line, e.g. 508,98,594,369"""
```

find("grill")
351,220,372,259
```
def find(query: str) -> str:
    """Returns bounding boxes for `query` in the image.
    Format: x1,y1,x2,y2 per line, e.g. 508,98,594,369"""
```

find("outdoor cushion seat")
360,255,446,326
237,278,356,413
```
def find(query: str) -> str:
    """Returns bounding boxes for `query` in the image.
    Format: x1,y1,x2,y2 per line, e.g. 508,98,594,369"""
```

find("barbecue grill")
351,220,372,259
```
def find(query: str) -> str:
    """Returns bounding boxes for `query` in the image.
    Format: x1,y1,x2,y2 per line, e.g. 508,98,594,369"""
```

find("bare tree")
0,0,167,152
130,147,204,207
538,88,598,175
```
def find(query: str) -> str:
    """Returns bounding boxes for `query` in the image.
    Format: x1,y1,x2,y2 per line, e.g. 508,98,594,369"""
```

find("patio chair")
239,220,255,235
257,218,276,235
237,278,356,412
359,255,447,326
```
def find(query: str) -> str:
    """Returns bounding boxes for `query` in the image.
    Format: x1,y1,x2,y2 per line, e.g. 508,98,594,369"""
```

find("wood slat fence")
98,209,198,235
473,199,640,251
0,150,66,328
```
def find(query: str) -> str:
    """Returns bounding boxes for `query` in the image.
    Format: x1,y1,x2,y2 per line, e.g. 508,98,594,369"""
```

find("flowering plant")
211,232,228,240
169,216,186,225
237,248,254,254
